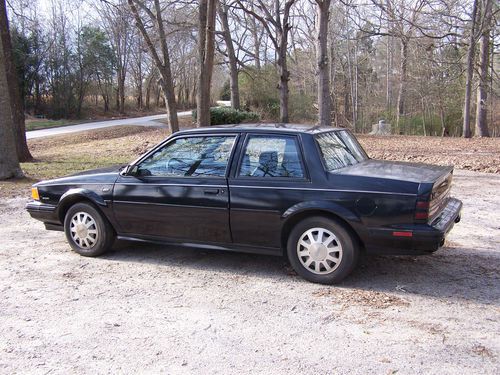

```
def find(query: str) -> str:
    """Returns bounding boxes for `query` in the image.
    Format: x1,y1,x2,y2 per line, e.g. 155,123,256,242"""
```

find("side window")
238,135,304,178
137,136,236,177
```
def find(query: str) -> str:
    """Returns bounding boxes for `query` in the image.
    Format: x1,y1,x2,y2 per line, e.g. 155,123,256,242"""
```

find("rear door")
228,133,309,248
113,134,238,243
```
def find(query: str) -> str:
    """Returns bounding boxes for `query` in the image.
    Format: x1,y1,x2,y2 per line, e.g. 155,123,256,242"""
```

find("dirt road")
0,170,498,374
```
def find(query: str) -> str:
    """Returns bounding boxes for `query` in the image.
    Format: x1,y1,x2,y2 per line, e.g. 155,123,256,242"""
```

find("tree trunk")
0,0,32,162
197,0,217,127
0,0,22,179
474,0,493,137
159,71,179,133
386,35,392,111
329,40,338,126
396,38,408,134
136,79,143,110
103,94,109,112
439,105,447,137
115,87,120,111
315,0,331,126
118,69,126,114
249,4,261,69
343,73,350,126
156,84,161,107
277,53,289,123
145,77,151,110
463,0,479,138
421,97,427,136
218,3,240,110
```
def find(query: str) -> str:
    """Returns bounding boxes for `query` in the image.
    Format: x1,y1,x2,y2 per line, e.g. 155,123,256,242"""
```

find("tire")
287,216,359,284
64,202,115,257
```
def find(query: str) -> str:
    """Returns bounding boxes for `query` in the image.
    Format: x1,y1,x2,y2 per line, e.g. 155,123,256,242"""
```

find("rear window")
315,130,368,171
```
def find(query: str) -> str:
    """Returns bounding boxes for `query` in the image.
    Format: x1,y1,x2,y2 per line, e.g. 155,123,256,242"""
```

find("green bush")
239,66,280,120
192,107,260,125
289,92,316,122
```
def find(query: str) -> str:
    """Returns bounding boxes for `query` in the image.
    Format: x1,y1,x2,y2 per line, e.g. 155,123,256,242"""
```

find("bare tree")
99,0,133,114
130,32,146,110
462,0,479,138
197,0,217,126
247,3,262,69
0,0,22,179
1,0,31,161
127,0,179,133
218,1,240,109
315,0,332,126
475,0,494,137
237,0,297,123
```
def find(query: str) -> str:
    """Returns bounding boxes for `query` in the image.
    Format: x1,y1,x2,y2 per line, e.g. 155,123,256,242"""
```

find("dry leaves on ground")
358,135,500,173
313,288,410,309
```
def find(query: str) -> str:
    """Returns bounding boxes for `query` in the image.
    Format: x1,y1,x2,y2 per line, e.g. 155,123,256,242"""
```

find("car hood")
334,159,453,184
69,165,123,177
36,165,123,186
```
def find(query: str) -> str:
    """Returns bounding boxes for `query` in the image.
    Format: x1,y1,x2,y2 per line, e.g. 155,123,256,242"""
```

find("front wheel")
64,202,115,257
287,217,359,284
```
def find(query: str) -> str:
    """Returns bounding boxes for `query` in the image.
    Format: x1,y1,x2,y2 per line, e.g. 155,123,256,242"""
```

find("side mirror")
123,164,139,176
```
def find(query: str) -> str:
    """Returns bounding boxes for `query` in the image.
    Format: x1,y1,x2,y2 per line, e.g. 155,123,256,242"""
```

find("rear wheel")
287,216,359,284
64,202,114,257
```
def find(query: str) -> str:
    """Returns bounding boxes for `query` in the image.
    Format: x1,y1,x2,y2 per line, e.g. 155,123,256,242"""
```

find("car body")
26,124,462,284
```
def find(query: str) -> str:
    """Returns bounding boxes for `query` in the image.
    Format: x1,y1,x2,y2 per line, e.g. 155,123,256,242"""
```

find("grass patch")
0,125,168,199
25,119,76,131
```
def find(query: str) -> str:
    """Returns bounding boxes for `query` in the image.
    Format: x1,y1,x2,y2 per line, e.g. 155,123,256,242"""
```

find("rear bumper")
366,197,462,255
26,201,63,231
413,197,462,252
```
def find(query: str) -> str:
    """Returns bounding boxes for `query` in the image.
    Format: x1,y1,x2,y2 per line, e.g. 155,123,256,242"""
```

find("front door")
113,134,237,243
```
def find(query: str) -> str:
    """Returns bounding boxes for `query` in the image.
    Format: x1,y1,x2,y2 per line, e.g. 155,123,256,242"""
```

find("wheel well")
58,196,86,222
58,196,117,235
281,210,365,255
58,196,107,224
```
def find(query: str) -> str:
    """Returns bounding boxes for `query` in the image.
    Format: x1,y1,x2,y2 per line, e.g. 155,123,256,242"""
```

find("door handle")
203,188,219,195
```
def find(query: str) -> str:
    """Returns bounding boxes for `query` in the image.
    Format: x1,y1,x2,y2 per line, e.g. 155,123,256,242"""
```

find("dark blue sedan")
26,124,462,284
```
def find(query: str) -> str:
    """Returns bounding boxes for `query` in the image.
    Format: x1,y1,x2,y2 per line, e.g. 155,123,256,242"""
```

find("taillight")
416,201,429,209
415,198,429,222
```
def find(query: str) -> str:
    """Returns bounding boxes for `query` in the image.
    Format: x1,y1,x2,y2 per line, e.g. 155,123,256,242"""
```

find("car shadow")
102,241,500,307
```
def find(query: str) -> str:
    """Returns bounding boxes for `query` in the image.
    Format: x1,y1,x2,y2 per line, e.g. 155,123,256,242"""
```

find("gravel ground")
0,170,499,374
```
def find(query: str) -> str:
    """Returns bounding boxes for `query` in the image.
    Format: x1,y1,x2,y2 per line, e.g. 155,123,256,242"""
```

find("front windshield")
315,130,369,171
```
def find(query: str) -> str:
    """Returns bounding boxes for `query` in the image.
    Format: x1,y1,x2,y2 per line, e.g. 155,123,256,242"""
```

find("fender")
282,200,361,225
56,188,107,219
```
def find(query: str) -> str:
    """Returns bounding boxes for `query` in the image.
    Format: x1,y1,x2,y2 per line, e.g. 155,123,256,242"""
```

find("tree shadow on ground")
102,241,500,307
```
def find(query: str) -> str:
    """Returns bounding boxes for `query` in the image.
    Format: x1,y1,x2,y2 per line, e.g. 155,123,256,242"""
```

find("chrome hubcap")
297,227,343,275
70,212,98,249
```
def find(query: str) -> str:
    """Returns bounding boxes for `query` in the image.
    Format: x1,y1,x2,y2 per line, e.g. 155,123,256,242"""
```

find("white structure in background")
369,120,391,135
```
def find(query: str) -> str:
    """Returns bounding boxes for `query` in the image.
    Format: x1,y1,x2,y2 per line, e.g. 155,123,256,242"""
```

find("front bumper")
366,197,463,255
26,201,63,230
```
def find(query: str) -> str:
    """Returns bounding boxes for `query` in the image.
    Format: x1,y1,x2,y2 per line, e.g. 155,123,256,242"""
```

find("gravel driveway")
1,170,499,374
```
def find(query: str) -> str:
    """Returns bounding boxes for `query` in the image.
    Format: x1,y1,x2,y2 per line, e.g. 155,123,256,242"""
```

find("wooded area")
0,0,499,179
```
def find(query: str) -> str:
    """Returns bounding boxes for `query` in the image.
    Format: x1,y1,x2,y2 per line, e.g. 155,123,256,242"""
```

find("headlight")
31,187,40,201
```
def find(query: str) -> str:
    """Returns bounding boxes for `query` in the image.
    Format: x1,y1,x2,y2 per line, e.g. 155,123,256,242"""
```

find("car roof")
175,123,346,136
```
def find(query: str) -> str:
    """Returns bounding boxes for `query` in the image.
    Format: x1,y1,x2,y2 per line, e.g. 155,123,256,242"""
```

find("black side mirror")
124,165,139,176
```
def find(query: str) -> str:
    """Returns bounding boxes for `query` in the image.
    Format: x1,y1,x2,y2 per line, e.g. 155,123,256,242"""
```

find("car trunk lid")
334,159,453,184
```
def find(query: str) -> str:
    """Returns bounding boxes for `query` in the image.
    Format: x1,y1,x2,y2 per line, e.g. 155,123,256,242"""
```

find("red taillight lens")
415,198,430,222
415,212,429,220
416,201,429,209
